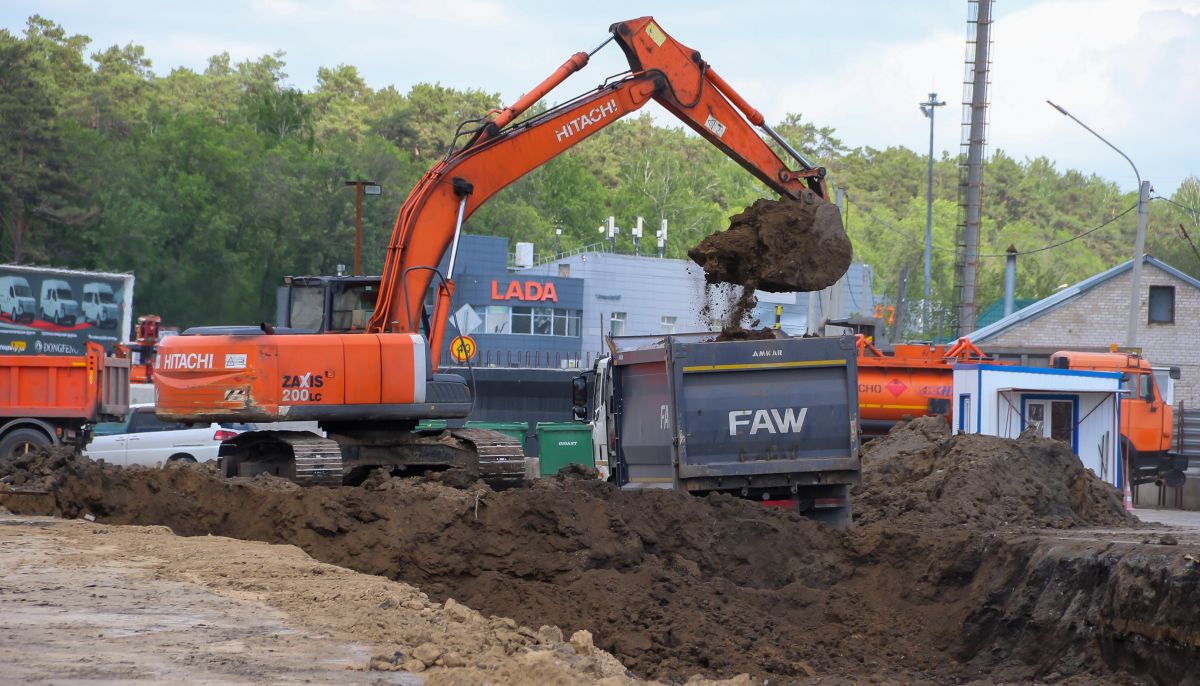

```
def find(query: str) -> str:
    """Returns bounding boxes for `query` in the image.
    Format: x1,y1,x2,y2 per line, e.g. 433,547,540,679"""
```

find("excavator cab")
284,276,382,333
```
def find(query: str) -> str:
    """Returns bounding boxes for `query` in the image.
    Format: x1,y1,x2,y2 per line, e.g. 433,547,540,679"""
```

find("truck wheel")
167,454,197,464
0,428,52,461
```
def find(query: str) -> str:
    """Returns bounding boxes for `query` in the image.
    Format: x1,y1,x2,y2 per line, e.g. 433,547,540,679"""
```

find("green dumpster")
465,421,529,451
536,422,594,476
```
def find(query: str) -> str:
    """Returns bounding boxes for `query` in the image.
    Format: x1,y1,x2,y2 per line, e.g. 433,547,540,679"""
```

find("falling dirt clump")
854,416,1138,529
688,193,852,293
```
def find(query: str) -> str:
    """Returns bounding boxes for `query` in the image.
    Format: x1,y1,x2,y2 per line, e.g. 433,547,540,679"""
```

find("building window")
1148,285,1174,324
511,306,532,334
610,312,627,337
661,315,677,334
484,306,509,334
533,307,554,335
508,306,580,337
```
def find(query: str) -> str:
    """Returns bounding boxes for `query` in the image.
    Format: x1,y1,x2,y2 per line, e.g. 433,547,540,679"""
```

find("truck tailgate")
671,337,859,481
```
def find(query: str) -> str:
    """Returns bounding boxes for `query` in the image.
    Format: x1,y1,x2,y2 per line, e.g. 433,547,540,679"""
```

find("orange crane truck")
153,17,837,486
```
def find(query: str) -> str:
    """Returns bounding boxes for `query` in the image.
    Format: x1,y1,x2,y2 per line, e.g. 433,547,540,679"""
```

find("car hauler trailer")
577,334,861,528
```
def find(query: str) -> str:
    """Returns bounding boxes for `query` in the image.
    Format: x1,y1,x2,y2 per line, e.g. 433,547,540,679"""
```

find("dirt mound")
688,194,852,293
855,417,1137,529
712,326,778,342
2,447,1193,684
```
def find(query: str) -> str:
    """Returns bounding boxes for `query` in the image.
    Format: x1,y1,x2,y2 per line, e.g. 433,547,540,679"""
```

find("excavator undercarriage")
218,426,526,489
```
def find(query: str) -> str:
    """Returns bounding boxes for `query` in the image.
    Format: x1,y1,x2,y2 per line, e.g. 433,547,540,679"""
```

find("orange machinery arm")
368,17,830,365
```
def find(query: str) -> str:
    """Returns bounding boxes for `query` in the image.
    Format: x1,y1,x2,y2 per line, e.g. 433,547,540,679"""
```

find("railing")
530,242,610,268
440,349,601,369
1175,402,1200,460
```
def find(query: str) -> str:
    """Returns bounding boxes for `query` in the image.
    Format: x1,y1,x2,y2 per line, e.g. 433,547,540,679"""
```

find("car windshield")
14,285,32,297
54,288,72,300
97,291,115,303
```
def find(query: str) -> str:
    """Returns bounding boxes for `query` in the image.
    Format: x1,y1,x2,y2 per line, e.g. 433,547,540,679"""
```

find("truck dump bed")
0,342,129,421
611,335,860,517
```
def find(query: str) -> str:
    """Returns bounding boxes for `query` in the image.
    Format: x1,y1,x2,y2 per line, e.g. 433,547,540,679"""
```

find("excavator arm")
370,17,830,364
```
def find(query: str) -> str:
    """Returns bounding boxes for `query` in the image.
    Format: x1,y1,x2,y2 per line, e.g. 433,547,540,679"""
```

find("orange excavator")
154,17,835,486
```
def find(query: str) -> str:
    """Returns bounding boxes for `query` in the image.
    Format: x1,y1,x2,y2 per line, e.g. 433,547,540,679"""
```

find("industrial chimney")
1003,245,1017,317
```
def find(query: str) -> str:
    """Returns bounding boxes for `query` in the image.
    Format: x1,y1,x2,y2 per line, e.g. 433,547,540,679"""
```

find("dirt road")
0,514,637,686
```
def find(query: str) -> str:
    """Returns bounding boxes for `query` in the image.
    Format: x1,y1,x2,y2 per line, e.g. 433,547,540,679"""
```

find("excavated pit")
2,426,1197,684
688,193,852,294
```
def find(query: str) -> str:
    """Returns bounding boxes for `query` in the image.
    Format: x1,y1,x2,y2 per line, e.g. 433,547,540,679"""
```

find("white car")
86,404,248,467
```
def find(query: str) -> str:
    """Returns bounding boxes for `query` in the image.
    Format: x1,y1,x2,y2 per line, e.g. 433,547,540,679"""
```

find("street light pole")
1046,101,1147,348
920,93,946,331
344,180,381,276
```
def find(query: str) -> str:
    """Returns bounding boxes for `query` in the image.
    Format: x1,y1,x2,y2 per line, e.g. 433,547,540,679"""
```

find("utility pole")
958,0,991,335
1047,100,1148,348
344,180,381,275
920,92,946,329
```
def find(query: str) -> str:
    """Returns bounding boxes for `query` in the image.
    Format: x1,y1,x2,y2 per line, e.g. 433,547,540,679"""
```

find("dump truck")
0,342,130,459
574,334,860,527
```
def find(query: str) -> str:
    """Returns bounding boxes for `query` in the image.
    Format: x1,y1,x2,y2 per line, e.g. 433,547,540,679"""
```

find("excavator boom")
371,17,829,355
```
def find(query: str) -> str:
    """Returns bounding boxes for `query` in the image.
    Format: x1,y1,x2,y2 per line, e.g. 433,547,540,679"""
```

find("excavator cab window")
289,285,326,331
329,283,378,332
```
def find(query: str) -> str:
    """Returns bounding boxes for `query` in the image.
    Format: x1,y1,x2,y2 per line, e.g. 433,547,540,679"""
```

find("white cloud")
754,0,1199,193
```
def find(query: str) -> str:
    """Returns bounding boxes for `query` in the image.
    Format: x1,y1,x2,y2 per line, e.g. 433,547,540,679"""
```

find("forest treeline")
1,16,1197,328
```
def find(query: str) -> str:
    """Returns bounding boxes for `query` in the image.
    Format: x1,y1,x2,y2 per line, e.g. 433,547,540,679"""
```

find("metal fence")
439,349,602,370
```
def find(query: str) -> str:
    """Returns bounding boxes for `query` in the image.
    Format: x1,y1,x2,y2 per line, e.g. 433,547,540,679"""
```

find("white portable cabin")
952,364,1124,488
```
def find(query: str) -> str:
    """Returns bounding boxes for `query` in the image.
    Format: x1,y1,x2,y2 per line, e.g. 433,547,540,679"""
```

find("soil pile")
855,416,1137,529
688,194,852,293
3,446,1194,685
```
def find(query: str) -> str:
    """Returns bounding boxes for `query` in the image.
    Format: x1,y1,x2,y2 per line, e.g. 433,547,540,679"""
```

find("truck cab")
572,355,612,481
1050,350,1184,486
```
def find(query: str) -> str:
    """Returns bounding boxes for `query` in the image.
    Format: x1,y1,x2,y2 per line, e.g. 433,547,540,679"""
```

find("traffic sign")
449,335,477,363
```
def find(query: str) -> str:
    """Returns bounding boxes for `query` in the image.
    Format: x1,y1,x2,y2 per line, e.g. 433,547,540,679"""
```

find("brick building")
967,255,1199,406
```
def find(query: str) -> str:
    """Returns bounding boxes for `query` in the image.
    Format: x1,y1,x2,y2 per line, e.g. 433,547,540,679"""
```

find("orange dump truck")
0,342,130,459
857,337,1185,486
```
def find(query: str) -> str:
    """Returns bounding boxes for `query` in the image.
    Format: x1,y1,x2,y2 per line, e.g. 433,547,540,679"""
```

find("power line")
842,192,1138,258
1178,223,1200,263
1152,194,1200,219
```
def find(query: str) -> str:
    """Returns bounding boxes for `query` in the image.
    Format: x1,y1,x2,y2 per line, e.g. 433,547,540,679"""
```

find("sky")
4,0,1197,195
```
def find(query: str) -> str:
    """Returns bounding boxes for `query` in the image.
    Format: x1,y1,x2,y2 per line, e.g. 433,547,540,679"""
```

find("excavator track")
450,428,528,490
284,435,344,487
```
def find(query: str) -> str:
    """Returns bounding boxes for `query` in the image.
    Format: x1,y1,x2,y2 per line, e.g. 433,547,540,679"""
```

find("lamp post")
919,92,945,331
344,180,381,275
1047,101,1148,348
